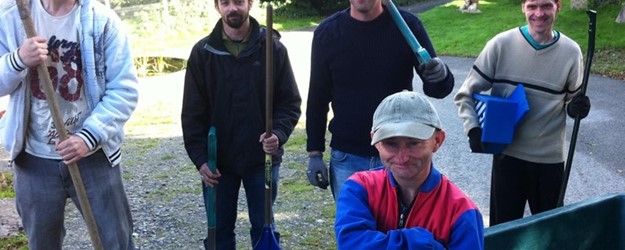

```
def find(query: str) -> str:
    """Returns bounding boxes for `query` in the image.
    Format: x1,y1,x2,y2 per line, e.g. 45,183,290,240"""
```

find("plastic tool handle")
385,0,431,64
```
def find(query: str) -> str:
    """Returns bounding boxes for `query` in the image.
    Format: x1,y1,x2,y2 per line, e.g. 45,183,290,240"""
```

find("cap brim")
371,122,435,145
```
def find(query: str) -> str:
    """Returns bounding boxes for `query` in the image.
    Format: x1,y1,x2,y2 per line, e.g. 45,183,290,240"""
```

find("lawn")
122,0,625,79
418,0,625,79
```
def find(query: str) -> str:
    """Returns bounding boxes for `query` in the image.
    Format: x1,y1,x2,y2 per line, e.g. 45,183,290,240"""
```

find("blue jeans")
13,151,135,250
205,164,280,250
329,149,382,200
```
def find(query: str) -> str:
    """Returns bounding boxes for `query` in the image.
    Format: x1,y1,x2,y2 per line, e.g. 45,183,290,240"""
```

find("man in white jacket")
0,0,138,248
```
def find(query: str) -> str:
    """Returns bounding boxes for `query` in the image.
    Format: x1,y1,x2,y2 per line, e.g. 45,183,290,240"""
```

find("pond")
134,56,187,77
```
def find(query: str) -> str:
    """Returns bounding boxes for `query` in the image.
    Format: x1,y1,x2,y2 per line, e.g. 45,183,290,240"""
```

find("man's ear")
432,130,446,153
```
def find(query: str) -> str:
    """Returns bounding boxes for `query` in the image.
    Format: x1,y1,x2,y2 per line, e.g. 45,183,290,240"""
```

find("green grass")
283,125,307,152
160,154,175,161
0,171,14,199
0,232,28,250
144,184,200,203
274,127,338,249
417,0,625,79
282,179,315,193
155,173,170,179
126,102,177,127
0,172,25,250
122,172,133,180
274,17,322,30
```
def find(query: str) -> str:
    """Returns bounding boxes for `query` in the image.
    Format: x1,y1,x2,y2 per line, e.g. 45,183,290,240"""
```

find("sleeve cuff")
77,129,99,151
10,50,27,72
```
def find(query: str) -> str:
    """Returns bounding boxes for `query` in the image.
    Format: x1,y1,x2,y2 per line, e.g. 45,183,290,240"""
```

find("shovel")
252,3,280,250
203,126,217,249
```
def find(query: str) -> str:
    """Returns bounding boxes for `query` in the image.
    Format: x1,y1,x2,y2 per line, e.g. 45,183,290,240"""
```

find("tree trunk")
570,0,588,9
617,5,625,23
162,0,170,27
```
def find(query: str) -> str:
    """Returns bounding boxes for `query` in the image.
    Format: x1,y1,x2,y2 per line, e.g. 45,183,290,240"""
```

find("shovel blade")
203,228,216,250
253,226,281,250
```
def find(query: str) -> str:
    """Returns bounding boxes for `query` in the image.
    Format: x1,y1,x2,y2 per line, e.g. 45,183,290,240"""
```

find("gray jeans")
13,150,135,250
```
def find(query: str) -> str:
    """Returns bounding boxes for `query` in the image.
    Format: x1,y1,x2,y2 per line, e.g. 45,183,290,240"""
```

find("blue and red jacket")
335,166,484,249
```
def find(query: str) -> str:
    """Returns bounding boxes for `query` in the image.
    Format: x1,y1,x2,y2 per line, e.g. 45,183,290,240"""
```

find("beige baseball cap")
371,91,442,145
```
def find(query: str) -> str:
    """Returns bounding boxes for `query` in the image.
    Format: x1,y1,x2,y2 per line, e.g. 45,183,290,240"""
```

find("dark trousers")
204,165,280,250
489,154,563,226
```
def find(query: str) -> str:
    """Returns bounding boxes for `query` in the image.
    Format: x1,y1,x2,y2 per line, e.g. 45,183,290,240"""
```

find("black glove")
419,57,448,83
567,94,591,119
307,154,329,189
468,127,485,153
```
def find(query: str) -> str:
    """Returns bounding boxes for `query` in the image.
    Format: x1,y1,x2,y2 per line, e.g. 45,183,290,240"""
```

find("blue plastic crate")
473,85,529,154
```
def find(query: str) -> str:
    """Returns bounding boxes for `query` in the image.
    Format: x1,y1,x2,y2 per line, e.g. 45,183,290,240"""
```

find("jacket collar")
204,16,265,58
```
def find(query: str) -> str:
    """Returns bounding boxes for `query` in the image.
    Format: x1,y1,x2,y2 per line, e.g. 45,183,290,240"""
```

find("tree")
571,0,622,9
570,0,588,9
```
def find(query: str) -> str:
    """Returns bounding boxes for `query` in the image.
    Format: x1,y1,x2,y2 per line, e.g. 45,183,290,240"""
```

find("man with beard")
305,0,455,200
181,0,301,249
454,0,591,225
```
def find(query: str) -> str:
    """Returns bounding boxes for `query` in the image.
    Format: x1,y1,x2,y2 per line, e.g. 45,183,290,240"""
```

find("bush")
272,0,324,18
307,0,347,15
109,0,160,8
272,0,432,18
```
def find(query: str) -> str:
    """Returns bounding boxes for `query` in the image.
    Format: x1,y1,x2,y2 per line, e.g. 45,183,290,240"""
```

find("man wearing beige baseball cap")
335,91,484,249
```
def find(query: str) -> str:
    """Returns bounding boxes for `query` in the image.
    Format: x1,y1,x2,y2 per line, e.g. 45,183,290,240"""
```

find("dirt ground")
0,149,19,238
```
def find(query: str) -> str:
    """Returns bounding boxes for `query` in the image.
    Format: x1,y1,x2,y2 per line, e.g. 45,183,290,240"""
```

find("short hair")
214,0,253,7
521,0,560,4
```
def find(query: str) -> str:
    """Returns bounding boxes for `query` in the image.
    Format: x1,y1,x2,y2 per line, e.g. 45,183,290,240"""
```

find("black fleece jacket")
181,17,301,175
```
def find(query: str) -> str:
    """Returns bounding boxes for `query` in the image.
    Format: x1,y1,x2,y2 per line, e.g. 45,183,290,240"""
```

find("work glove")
468,127,485,153
307,154,329,189
567,94,591,119
419,57,448,83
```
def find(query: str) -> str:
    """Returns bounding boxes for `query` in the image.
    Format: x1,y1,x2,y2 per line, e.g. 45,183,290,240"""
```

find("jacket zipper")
397,188,416,228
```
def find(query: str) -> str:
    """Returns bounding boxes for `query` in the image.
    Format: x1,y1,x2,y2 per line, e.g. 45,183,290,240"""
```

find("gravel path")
58,72,322,249
2,70,334,249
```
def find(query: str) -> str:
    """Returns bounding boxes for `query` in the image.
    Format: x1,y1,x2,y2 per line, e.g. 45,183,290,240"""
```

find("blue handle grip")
386,0,431,64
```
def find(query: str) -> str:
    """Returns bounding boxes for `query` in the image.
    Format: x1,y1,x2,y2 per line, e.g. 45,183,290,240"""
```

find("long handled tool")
15,0,103,248
253,3,280,250
203,126,217,250
383,0,431,64
557,9,597,208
